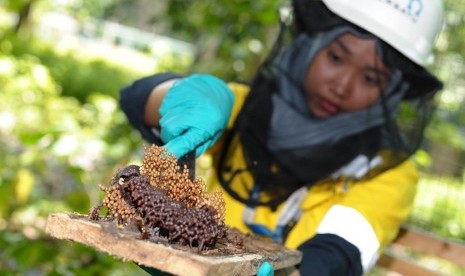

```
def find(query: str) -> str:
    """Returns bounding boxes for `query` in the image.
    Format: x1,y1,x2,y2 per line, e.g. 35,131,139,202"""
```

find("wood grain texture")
395,226,465,267
377,252,438,276
45,213,302,276
377,226,465,275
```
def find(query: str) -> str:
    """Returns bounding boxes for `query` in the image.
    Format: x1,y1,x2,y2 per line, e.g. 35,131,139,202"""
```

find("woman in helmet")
120,0,444,274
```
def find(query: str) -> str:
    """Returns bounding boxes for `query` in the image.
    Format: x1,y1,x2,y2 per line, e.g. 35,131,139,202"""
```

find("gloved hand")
159,74,235,158
257,261,274,276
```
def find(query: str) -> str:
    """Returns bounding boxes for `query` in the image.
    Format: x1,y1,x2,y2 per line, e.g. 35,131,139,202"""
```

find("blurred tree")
3,0,38,34
3,0,121,34
0,41,143,274
163,0,282,81
424,0,465,156
103,0,281,82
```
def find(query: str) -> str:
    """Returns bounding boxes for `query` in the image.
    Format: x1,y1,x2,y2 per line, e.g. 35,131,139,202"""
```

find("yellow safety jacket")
206,83,418,270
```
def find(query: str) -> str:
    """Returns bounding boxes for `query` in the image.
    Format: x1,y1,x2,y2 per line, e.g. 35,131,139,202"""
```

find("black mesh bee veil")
216,0,443,209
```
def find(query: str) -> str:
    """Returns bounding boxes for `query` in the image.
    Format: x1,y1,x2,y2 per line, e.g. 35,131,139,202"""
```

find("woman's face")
304,33,392,118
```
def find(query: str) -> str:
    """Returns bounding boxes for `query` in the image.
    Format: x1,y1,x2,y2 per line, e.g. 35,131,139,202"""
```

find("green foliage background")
0,33,149,274
0,0,464,275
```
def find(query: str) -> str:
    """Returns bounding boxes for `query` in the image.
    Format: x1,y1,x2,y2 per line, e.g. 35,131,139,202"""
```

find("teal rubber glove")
159,74,235,158
257,261,274,276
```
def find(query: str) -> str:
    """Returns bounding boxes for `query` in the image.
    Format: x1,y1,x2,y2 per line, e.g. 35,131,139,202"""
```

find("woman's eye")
327,51,342,63
363,75,381,86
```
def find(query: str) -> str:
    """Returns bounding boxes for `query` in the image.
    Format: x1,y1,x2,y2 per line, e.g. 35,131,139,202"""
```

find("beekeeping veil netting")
217,0,443,209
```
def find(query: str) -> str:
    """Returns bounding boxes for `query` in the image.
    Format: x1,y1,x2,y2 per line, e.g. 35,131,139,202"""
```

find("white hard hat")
321,0,444,66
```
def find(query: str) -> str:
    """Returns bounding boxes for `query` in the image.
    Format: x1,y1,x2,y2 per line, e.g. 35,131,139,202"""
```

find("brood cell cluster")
92,145,226,251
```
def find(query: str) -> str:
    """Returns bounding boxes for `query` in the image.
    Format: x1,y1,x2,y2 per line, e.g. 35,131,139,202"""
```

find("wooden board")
377,226,465,275
45,213,302,276
394,226,465,267
377,252,439,276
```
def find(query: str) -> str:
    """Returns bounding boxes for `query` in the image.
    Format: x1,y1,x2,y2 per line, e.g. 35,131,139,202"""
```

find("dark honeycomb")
92,145,226,251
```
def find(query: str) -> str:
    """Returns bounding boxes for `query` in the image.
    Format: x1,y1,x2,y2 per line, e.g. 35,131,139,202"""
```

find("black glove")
297,233,363,276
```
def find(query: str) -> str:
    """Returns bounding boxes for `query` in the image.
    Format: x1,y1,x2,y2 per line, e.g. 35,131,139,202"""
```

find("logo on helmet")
380,0,423,22
408,0,423,19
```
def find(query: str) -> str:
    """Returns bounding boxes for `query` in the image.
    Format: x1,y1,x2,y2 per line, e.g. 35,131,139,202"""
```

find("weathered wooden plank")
377,226,465,275
377,252,439,276
45,213,302,276
395,227,465,267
